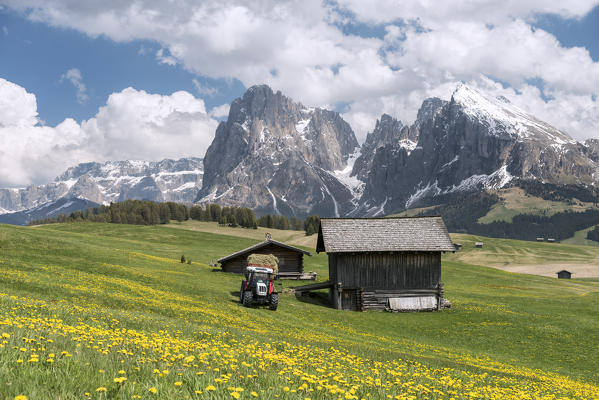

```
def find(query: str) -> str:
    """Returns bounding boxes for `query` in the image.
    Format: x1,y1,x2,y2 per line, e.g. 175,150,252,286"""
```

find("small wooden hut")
218,239,310,276
557,270,572,279
313,216,455,311
475,242,484,248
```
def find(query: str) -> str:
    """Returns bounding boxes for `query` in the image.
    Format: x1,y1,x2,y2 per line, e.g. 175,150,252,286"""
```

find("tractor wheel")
240,283,245,303
242,291,253,307
269,293,279,311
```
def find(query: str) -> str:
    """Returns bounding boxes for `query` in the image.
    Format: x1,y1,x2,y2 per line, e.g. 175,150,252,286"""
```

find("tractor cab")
240,266,278,310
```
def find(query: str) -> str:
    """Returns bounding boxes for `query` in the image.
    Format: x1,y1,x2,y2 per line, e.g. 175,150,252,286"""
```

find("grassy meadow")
1,222,599,399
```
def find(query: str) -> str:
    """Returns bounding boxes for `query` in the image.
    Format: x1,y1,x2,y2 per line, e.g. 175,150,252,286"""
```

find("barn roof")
218,239,311,263
316,216,455,253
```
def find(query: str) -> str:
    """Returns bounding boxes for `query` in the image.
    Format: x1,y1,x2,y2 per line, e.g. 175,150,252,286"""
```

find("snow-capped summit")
354,83,599,215
451,83,575,145
0,157,203,217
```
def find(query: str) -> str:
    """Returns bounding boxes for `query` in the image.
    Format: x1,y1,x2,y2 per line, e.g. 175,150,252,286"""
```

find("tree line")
30,200,322,236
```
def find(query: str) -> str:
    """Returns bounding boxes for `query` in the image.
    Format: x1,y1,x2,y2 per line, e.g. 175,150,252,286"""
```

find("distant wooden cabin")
557,270,572,279
536,237,544,242
453,243,463,251
218,239,311,275
313,216,455,311
475,242,484,248
547,238,556,243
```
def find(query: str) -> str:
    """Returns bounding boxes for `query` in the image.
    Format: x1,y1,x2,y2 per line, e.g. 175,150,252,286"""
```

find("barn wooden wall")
221,244,304,274
330,252,440,290
328,251,442,311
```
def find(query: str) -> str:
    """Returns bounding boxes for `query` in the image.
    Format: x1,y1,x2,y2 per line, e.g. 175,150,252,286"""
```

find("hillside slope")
0,223,598,399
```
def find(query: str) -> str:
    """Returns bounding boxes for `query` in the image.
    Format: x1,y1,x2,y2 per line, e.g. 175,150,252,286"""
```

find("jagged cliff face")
198,85,360,217
0,158,203,215
356,84,599,215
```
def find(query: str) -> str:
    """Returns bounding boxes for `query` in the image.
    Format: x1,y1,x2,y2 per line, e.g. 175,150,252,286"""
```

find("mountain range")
2,83,598,225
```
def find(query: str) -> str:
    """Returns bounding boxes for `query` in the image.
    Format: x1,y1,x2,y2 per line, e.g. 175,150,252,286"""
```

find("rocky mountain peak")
0,158,203,217
199,84,360,217
450,84,575,145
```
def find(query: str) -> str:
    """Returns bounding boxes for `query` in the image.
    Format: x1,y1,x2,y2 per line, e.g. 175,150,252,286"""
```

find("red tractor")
240,266,278,310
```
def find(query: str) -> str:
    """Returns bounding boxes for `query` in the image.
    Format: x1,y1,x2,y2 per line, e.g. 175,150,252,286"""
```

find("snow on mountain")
0,158,203,217
451,84,576,145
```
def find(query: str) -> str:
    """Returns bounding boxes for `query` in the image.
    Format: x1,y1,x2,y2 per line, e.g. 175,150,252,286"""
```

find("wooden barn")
218,239,311,276
312,216,455,311
557,270,572,279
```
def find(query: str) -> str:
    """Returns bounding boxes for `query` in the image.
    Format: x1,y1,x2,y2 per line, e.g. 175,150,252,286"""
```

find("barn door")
341,289,358,311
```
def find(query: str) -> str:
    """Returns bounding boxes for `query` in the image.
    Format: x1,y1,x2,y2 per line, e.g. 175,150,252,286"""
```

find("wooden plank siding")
220,243,304,274
328,251,442,311
331,252,440,290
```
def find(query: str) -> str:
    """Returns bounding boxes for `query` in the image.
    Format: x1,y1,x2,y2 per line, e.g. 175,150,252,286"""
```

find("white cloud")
0,78,38,127
156,48,177,66
192,79,218,96
209,103,230,118
0,78,218,187
2,0,599,142
60,68,88,104
2,26,7,35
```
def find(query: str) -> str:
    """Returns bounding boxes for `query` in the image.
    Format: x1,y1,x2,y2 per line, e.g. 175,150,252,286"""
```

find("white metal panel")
388,296,437,311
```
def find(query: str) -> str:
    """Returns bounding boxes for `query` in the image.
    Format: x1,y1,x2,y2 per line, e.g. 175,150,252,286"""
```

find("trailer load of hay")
247,253,279,274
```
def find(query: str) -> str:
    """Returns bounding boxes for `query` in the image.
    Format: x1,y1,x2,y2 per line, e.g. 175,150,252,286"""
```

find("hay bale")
247,253,278,273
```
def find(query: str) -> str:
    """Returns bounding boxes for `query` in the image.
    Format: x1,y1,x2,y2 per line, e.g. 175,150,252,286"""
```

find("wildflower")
148,387,157,394
230,393,241,399
114,377,127,384
14,396,27,400
206,385,216,391
196,371,204,376
118,370,126,374
174,381,183,386
2,333,10,338
96,387,107,392
251,392,258,397
184,355,195,363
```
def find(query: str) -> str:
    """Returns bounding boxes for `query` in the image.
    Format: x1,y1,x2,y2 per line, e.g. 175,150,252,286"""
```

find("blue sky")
0,1,598,187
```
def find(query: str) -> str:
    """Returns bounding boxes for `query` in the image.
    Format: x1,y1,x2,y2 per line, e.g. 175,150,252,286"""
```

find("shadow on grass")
294,290,331,308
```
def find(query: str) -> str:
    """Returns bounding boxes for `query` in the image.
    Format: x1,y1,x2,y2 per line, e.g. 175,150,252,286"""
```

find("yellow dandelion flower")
14,396,27,400
118,370,126,374
206,385,216,391
2,333,10,338
230,392,241,399
251,392,258,397
96,387,107,392
174,381,183,386
196,371,204,376
148,387,157,394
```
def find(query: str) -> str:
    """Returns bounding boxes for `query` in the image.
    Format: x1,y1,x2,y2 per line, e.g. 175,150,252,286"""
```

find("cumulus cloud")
0,78,218,187
192,79,218,96
3,0,599,141
60,68,88,104
209,103,230,119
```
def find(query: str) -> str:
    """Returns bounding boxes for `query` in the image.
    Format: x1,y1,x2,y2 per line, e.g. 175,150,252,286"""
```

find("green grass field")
1,222,598,399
